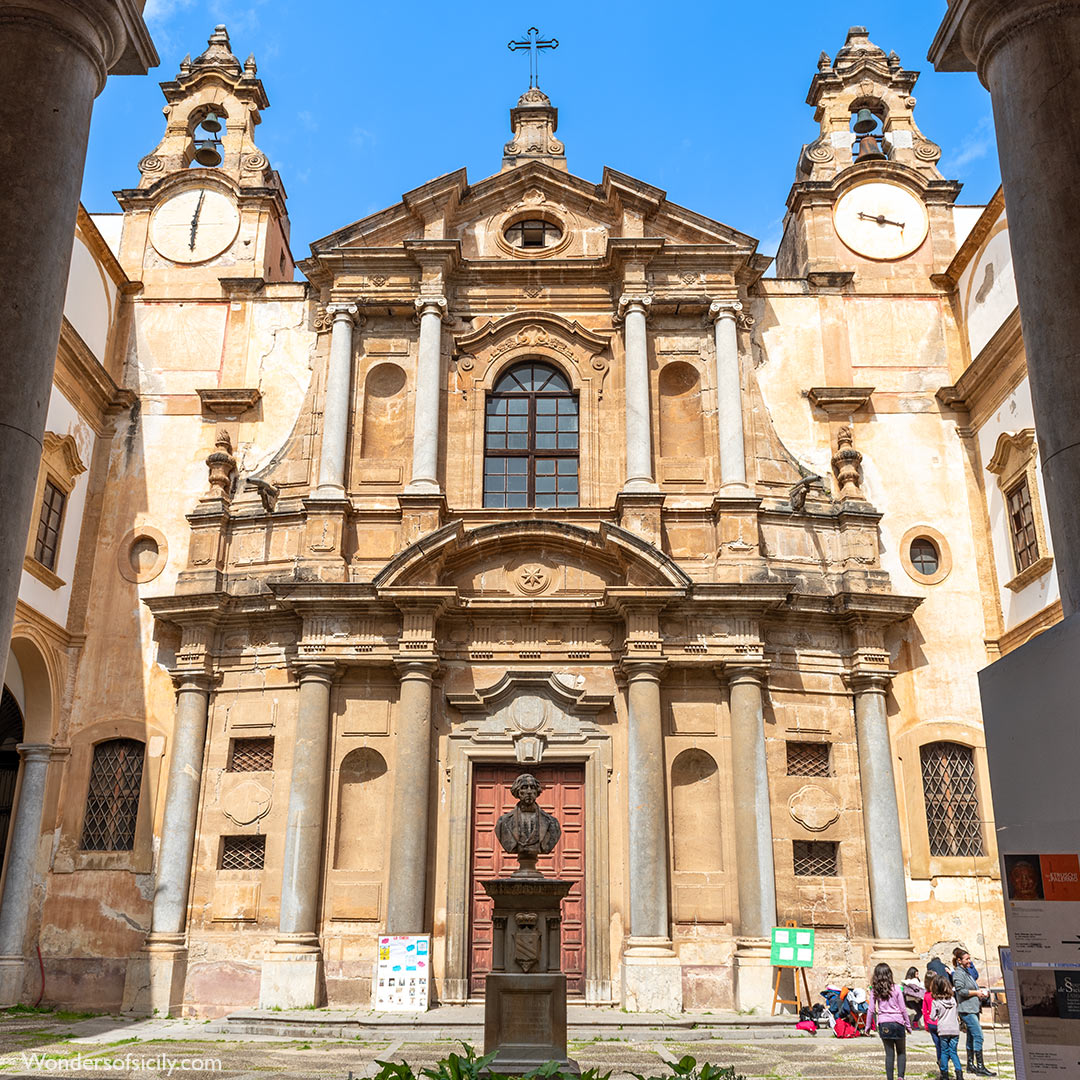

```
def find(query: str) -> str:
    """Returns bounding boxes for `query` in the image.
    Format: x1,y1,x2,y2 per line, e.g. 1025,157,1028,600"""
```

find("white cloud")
948,113,996,171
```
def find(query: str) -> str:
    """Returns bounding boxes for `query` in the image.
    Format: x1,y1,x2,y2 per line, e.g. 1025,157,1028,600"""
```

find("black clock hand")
858,211,905,228
189,189,206,251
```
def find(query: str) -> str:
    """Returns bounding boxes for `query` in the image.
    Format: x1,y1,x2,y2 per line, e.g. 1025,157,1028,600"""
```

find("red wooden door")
468,763,585,996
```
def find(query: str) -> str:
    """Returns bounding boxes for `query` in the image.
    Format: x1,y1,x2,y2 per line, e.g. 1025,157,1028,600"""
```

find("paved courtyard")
0,1009,1018,1080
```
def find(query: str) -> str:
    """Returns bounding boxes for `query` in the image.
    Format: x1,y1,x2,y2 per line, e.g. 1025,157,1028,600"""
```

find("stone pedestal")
259,945,323,1011
733,937,775,1013
482,878,571,975
122,936,187,1017
484,974,579,1076
621,940,684,1014
0,958,24,1005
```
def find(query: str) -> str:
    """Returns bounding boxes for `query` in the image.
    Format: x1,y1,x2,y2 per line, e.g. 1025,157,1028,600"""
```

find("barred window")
33,479,66,571
793,840,839,877
228,737,274,772
921,742,985,858
80,739,145,851
786,741,831,777
1006,478,1039,573
220,834,265,870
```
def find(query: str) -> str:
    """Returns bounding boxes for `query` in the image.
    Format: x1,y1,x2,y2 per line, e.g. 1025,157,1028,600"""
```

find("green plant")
630,1055,743,1080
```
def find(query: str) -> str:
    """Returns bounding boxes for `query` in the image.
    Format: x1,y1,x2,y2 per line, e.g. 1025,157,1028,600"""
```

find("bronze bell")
199,110,223,134
852,108,878,134
855,134,887,162
193,139,223,167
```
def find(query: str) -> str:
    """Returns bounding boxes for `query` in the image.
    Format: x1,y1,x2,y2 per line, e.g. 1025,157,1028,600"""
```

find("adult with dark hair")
867,962,912,1080
952,947,994,1076
923,970,942,1066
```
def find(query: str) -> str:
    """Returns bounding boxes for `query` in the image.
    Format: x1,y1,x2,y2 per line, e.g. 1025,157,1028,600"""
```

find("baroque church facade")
0,24,1028,1016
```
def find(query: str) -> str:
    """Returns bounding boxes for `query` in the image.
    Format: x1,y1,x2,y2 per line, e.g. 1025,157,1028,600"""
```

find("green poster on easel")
770,925,815,967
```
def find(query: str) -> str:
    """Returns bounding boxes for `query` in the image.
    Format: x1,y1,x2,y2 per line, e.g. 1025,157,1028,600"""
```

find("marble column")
0,745,53,1005
850,673,913,960
314,303,359,499
386,660,436,933
260,664,334,1009
619,295,658,493
931,2,1080,616
621,661,681,1012
122,674,211,1016
0,3,154,700
406,297,447,494
708,301,748,491
728,666,778,1011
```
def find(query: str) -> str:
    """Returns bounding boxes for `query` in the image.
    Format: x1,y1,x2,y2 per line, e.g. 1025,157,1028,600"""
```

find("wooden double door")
468,763,585,996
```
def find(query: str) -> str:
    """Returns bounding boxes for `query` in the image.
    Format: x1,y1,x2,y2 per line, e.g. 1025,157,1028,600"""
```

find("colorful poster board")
1002,853,1080,964
374,934,430,1011
770,926,815,967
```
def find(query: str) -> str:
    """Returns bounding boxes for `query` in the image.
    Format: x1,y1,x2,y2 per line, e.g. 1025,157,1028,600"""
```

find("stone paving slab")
0,1010,1019,1080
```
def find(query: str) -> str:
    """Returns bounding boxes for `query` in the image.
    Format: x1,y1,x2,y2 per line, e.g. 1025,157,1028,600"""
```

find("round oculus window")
504,219,562,250
909,537,940,577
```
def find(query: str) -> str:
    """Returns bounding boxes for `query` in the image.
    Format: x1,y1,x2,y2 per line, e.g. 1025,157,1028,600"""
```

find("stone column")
850,673,914,962
406,297,447,494
931,2,1080,616
0,3,155,695
260,663,334,1009
621,661,681,1012
728,666,778,1011
122,675,211,1016
314,303,359,499
708,301,748,491
386,660,436,933
0,745,53,1005
619,294,658,493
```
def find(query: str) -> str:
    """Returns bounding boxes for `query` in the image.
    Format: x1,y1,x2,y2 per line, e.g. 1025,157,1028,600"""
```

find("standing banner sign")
374,934,430,1011
771,925,815,967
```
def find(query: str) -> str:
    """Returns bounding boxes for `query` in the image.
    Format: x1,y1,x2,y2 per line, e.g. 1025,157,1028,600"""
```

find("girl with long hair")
867,961,912,1080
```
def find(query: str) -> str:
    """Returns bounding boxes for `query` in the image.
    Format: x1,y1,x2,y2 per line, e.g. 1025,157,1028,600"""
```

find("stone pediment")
373,520,691,597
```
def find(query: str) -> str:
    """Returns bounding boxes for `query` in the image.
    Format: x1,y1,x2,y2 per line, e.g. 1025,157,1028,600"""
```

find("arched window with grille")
920,741,985,858
80,738,145,851
483,361,579,508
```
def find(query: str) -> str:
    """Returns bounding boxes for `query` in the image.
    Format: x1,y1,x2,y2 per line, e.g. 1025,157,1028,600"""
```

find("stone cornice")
935,306,1023,420
935,186,1006,289
55,317,136,433
76,205,128,288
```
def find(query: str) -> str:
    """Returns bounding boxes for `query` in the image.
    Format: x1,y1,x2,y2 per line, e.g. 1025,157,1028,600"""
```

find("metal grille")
33,479,66,570
793,840,839,877
220,834,265,870
786,741,831,777
921,742,985,858
80,739,144,851
229,737,274,772
1006,478,1039,572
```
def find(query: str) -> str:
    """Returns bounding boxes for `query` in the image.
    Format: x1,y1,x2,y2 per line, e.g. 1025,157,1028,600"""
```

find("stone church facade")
0,25,1013,1016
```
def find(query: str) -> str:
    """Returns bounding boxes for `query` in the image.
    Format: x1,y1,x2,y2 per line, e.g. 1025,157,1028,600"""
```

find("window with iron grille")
786,741,831,777
504,219,562,249
920,742,985,858
80,739,145,851
220,834,265,870
228,737,274,772
484,362,579,509
793,840,839,877
1006,477,1040,573
33,479,66,571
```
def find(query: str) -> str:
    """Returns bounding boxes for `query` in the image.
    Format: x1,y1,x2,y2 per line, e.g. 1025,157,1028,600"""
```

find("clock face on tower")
149,188,241,264
833,181,929,261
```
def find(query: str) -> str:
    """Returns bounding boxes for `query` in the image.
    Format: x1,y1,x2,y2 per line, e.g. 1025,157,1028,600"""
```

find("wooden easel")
770,921,813,1016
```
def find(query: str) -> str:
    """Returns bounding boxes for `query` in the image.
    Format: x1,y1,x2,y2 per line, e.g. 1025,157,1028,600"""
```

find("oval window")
909,537,940,577
504,219,562,249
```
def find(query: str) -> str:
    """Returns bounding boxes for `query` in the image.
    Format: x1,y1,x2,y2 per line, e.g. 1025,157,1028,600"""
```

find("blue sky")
82,1,1000,261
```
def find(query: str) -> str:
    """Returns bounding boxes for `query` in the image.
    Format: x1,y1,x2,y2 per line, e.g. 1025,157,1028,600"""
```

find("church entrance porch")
468,763,585,997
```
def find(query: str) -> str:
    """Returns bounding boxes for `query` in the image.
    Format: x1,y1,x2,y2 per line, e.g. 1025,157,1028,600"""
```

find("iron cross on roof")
508,27,559,89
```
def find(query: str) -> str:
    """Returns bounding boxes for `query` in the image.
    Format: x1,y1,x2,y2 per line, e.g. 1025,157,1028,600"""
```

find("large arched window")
484,362,579,508
80,738,145,852
920,741,985,858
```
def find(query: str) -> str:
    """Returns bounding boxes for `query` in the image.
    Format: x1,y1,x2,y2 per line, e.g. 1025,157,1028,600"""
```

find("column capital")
616,293,653,323
845,669,895,695
14,743,53,765
169,671,219,694
707,298,755,331
618,658,668,683
723,662,769,688
393,656,441,680
414,296,450,322
292,661,337,686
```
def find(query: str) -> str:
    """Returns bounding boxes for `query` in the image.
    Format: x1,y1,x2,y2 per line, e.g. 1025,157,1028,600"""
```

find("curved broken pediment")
373,519,691,597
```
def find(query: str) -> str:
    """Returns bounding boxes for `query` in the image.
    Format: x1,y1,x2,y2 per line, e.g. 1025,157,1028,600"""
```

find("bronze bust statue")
495,773,561,876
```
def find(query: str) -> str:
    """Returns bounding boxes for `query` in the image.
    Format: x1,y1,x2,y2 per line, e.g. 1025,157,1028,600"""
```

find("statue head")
510,772,542,808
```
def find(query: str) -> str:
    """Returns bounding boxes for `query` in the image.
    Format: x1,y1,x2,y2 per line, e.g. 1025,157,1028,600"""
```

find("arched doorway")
0,686,23,879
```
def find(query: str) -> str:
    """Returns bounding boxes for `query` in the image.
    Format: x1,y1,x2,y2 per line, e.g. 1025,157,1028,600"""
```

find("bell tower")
775,27,961,282
114,25,294,291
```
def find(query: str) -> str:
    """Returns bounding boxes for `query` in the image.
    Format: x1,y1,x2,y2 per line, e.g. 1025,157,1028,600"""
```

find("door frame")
443,675,613,1004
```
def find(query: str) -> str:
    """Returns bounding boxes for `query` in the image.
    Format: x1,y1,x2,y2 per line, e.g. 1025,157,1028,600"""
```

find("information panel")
770,926,815,967
374,934,430,1011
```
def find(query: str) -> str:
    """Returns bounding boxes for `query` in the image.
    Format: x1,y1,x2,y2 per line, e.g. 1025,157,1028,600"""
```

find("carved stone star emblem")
517,564,550,593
